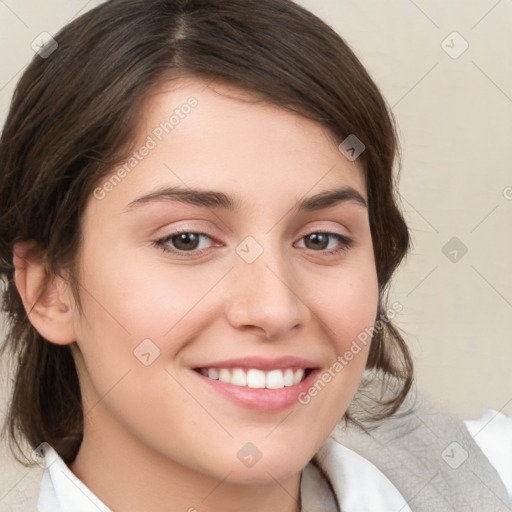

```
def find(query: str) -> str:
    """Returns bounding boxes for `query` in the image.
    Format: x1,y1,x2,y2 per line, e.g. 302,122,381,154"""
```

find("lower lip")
191,368,320,412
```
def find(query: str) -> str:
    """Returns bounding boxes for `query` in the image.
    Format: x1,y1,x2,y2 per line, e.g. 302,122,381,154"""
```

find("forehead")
92,75,367,215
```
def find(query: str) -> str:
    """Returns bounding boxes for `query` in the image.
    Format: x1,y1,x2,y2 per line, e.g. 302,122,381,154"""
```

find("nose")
224,244,311,340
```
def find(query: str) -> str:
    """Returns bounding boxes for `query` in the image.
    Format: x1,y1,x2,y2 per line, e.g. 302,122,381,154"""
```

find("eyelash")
153,229,354,258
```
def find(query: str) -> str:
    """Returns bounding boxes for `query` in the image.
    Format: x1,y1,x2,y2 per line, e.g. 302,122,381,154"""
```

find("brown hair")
0,0,413,466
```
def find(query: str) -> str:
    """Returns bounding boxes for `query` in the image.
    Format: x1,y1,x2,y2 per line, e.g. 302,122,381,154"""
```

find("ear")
13,240,76,345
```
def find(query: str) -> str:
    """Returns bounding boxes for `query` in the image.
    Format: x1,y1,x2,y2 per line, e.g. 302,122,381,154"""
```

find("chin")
207,439,316,485
222,458,308,486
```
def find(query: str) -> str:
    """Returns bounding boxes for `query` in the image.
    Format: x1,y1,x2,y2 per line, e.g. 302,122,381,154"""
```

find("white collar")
37,441,411,512
37,444,111,512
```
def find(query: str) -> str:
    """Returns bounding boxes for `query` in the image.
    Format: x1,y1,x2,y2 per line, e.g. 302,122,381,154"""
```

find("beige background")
1,0,511,509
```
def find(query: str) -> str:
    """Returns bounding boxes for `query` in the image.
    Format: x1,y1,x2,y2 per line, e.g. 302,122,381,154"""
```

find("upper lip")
192,356,320,371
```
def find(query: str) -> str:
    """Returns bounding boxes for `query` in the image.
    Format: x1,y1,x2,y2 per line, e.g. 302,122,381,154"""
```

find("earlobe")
13,240,76,345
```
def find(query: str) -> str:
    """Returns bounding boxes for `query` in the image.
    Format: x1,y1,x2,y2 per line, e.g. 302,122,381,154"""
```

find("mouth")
189,356,321,411
193,367,314,390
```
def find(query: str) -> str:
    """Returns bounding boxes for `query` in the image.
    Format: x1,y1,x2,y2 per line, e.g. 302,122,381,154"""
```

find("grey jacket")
315,374,511,511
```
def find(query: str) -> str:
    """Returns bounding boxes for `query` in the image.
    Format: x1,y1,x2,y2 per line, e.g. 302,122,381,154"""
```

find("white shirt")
37,410,512,512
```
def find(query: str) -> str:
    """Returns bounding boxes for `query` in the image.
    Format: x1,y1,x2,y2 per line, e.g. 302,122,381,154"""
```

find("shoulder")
464,409,512,501
329,375,512,511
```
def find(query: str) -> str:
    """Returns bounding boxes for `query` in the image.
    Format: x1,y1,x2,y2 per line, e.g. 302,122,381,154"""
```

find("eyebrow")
126,186,368,212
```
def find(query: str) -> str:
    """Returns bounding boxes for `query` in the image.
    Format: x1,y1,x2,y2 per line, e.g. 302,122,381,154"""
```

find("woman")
0,0,510,510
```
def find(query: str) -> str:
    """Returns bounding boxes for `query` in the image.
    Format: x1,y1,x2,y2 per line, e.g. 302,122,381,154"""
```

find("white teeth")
218,368,231,383
198,367,309,389
293,368,305,385
247,369,266,388
266,369,284,389
283,368,295,386
207,368,219,380
231,368,247,386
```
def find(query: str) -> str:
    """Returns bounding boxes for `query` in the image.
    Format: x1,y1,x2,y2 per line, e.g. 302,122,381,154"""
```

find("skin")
14,76,379,512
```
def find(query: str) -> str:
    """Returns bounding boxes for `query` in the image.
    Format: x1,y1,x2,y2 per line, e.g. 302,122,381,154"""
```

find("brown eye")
297,232,354,255
171,232,202,251
154,231,215,256
304,233,330,250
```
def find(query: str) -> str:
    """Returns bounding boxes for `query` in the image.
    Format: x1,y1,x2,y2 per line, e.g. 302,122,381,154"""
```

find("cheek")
312,260,379,353
287,268,379,462
75,239,200,339
302,261,379,398
71,240,227,408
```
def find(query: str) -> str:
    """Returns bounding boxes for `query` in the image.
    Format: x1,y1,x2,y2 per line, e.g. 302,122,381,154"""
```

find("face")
68,76,379,485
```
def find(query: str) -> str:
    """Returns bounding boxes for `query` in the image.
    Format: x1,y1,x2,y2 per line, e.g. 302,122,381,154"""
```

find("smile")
195,367,311,389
